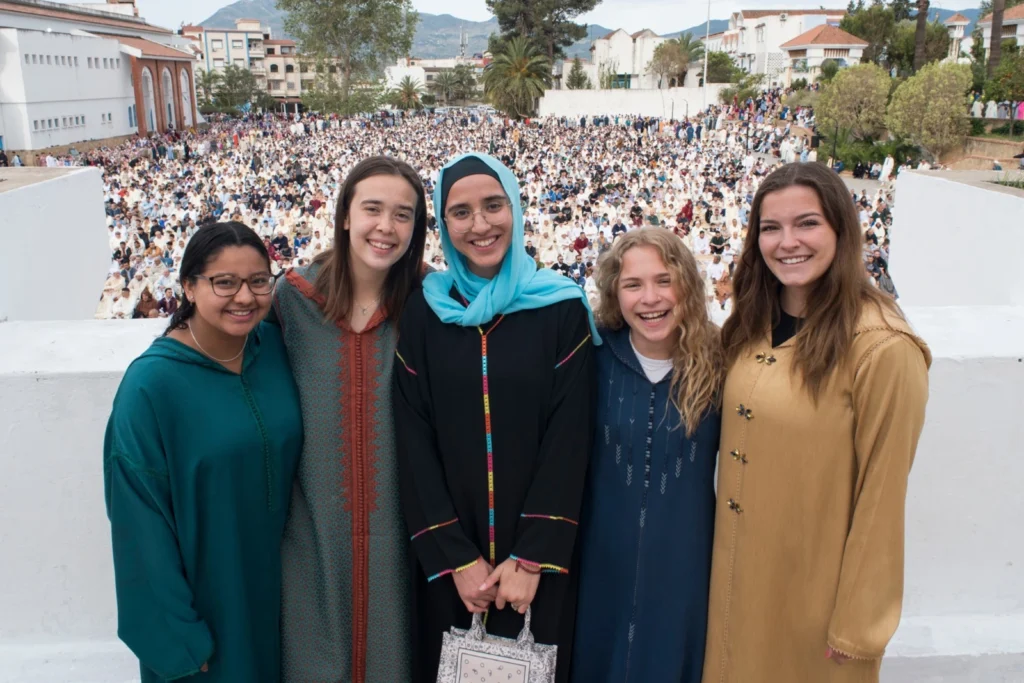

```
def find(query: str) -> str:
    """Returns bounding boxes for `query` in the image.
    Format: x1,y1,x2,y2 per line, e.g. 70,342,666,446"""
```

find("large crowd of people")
77,93,899,325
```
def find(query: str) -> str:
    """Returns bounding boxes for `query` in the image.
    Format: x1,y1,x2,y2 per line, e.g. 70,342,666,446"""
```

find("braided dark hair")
164,221,271,335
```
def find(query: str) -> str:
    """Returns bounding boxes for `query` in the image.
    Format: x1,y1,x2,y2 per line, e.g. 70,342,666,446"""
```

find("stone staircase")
948,136,1024,171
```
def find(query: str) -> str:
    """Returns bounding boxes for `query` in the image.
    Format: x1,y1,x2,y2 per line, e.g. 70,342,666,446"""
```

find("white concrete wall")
0,29,137,151
0,168,110,321
538,85,727,118
0,307,1021,681
890,171,1024,308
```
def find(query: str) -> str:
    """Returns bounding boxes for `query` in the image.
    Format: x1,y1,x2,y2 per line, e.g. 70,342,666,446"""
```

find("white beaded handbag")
436,607,557,683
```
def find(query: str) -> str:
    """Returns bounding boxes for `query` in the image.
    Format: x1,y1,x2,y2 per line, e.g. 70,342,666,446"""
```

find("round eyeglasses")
444,197,512,233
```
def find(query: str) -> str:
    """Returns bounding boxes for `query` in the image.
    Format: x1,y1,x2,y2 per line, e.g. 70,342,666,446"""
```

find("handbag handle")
467,607,537,649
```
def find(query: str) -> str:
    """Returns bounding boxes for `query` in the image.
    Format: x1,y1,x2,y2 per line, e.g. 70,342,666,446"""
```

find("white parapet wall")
0,168,110,322
538,86,728,119
890,170,1024,308
0,308,1022,682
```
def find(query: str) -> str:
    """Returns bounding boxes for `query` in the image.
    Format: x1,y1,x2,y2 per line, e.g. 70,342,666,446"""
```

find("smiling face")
183,245,272,339
617,245,681,360
344,174,418,275
757,185,837,314
444,174,513,279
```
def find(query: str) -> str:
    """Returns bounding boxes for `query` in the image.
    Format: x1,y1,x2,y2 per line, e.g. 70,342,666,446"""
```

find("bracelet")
515,559,542,575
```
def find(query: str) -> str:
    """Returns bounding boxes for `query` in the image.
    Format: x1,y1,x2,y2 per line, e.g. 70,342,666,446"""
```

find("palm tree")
196,68,221,106
430,70,458,106
483,36,552,119
987,0,1006,77
452,64,478,103
913,0,930,71
394,75,424,110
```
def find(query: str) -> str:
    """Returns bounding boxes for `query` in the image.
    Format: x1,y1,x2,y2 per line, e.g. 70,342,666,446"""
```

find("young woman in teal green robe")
104,221,302,682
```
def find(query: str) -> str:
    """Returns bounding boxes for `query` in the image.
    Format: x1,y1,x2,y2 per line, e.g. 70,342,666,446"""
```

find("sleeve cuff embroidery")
427,558,480,583
410,517,459,541
508,554,569,575
554,334,592,369
520,513,578,526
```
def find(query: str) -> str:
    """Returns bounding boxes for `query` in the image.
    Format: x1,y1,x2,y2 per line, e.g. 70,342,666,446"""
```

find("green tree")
430,70,458,104
887,61,972,159
985,52,1024,134
719,73,765,105
485,0,599,61
840,3,896,65
451,63,479,102
887,19,950,74
890,0,913,21
566,57,592,89
819,58,841,82
277,0,417,105
196,69,221,106
483,35,552,118
703,51,741,83
817,63,891,141
391,75,425,110
215,64,260,110
648,34,702,87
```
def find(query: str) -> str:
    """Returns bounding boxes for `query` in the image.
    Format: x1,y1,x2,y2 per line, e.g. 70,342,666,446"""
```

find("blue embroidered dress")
571,326,720,683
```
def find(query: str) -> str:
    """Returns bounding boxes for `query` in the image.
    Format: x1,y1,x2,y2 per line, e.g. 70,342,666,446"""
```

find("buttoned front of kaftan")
702,307,930,683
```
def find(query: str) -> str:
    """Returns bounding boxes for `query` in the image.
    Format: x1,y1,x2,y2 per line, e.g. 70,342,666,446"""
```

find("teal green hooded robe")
104,322,302,682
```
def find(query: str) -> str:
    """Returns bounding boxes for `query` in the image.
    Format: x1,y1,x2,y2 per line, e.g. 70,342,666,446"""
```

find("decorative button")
756,352,777,365
736,404,753,420
727,499,743,514
730,449,748,464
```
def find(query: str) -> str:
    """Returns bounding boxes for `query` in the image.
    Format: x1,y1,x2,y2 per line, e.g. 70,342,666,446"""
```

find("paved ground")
0,167,80,194
882,654,1024,682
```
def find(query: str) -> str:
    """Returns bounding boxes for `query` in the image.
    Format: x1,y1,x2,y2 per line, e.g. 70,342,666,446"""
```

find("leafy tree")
887,61,972,159
430,70,459,105
485,0,599,61
979,0,1023,14
215,64,260,110
890,0,913,22
912,0,930,72
252,90,279,112
703,51,742,83
483,35,552,118
451,64,479,102
817,63,890,141
888,19,950,75
566,57,592,89
985,52,1024,133
278,0,417,104
718,73,765,105
196,69,221,106
840,3,896,66
648,34,702,87
819,58,841,82
391,75,425,110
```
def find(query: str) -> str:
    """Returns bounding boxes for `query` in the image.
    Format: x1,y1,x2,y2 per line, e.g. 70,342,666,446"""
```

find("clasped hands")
452,557,540,615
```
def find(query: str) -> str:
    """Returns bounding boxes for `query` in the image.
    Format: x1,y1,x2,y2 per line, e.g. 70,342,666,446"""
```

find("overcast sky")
66,0,972,34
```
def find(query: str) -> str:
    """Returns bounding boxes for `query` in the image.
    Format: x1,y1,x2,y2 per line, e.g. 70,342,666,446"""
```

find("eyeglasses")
194,273,275,297
444,198,512,233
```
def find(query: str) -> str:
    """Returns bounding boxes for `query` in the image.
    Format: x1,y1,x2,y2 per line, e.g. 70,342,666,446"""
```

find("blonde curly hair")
595,228,724,436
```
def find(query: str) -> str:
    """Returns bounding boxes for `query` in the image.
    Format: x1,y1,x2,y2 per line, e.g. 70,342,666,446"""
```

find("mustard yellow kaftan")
702,305,931,683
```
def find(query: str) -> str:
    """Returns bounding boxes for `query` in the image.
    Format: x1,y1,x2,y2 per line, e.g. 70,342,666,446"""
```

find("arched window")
285,64,294,73
270,64,279,73
180,69,193,127
161,67,176,129
141,67,157,132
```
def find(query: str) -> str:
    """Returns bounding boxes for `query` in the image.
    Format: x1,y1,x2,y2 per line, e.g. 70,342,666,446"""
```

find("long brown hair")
312,156,427,322
595,228,724,436
722,162,899,400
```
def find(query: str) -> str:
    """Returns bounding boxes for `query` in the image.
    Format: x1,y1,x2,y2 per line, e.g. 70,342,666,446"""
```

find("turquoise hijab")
422,152,601,344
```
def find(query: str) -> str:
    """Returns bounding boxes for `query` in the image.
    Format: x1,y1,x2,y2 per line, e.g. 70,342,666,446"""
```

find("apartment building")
978,4,1024,61
780,24,867,85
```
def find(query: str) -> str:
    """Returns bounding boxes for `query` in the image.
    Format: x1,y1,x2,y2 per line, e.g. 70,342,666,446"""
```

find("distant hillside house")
977,4,1024,61
587,28,667,89
942,13,972,63
0,0,198,153
780,24,867,86
703,8,847,87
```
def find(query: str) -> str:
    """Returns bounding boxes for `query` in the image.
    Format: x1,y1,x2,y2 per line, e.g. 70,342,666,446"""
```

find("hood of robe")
141,323,267,373
855,302,932,370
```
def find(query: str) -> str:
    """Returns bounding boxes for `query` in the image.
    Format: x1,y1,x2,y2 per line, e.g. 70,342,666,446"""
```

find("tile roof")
943,12,970,24
0,0,171,34
740,8,847,19
96,33,195,60
779,24,868,49
980,4,1024,24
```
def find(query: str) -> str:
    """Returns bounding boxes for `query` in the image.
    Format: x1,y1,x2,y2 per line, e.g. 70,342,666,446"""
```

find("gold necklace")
188,323,247,363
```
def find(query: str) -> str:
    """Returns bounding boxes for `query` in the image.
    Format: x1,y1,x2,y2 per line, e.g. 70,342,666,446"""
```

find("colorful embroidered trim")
395,349,417,375
410,517,459,541
554,334,592,369
474,314,505,567
520,514,579,526
508,554,569,575
426,558,481,583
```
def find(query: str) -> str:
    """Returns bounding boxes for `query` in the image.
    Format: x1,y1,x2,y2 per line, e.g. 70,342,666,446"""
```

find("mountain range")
197,0,979,61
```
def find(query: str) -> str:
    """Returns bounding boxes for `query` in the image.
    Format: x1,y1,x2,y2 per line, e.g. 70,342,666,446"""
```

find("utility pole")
702,0,711,112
